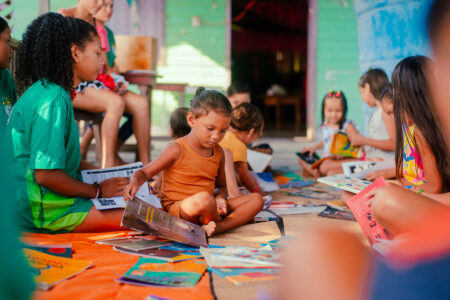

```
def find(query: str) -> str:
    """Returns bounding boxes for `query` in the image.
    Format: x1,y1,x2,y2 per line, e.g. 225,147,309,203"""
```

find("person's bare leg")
72,206,127,232
279,225,371,300
371,184,445,236
298,158,315,177
114,139,127,166
122,91,150,165
223,149,241,198
80,126,94,160
211,193,263,236
319,158,358,175
73,88,125,168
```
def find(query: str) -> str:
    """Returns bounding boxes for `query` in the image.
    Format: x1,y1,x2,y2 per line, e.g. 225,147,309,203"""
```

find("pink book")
347,177,389,245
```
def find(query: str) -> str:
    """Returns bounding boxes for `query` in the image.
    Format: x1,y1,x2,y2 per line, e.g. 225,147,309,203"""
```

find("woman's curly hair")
15,12,98,94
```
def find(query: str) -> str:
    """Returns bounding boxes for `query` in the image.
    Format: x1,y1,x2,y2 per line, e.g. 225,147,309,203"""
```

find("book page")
247,149,272,173
81,162,161,210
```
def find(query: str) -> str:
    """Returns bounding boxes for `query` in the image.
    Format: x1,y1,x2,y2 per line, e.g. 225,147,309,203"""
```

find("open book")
81,162,161,210
247,149,272,173
121,197,208,247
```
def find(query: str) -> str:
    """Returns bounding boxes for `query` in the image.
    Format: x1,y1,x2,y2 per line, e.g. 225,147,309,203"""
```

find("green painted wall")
158,0,229,90
315,0,363,129
9,0,77,40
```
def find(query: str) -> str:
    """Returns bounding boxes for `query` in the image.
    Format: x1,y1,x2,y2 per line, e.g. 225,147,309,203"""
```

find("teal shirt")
8,80,92,233
106,26,116,68
0,69,17,139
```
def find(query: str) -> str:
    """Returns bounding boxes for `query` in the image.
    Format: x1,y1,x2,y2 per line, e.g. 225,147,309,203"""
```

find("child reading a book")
124,88,263,237
0,17,17,139
299,90,358,177
219,103,265,195
7,13,129,233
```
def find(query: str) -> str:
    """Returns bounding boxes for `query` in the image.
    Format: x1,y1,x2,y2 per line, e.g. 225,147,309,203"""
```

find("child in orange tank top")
124,88,263,237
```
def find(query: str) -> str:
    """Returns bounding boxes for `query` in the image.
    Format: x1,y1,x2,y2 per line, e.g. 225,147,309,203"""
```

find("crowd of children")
1,0,450,298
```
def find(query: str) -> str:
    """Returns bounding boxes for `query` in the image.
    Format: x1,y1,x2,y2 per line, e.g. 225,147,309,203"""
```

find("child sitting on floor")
219,103,266,195
124,88,263,237
391,56,448,193
0,17,16,139
299,90,358,177
7,13,129,233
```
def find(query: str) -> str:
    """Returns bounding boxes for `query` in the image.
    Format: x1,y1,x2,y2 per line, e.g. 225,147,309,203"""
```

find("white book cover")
247,149,272,173
317,174,371,194
81,162,161,210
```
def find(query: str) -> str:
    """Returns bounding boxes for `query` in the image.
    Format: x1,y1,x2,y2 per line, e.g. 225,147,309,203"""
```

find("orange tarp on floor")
22,231,214,300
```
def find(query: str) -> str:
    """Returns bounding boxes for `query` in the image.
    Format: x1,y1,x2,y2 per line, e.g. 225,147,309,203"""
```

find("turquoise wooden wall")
315,0,363,129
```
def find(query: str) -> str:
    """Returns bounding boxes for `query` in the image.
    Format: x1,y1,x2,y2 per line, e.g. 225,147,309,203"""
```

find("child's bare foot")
202,221,217,237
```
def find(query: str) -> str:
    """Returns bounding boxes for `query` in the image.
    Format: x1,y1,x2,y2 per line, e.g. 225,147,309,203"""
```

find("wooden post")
39,0,49,14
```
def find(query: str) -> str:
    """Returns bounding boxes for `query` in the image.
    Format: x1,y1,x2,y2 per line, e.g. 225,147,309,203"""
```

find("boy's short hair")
227,82,250,97
170,107,190,138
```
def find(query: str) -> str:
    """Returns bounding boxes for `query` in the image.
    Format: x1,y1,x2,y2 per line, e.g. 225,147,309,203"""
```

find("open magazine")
81,162,161,210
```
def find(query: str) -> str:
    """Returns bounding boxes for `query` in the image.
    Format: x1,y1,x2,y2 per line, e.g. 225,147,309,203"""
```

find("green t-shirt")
0,69,17,139
8,80,92,233
106,26,116,68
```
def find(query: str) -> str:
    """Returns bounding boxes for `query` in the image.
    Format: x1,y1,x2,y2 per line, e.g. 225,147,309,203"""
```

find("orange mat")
22,231,214,300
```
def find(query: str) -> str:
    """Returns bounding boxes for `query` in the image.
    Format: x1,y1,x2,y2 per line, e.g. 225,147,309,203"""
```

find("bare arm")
235,161,264,195
412,128,442,193
34,169,128,198
222,148,241,198
124,142,181,200
78,160,98,171
302,141,324,154
348,112,396,151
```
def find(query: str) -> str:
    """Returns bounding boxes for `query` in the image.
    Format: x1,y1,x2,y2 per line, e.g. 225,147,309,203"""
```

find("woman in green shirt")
0,17,17,139
8,13,128,233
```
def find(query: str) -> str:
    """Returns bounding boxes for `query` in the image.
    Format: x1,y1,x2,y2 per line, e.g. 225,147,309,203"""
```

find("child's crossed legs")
178,191,263,237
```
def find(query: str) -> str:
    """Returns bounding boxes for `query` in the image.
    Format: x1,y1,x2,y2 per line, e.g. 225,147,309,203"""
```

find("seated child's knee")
193,191,214,209
371,186,397,220
109,93,125,111
250,193,264,209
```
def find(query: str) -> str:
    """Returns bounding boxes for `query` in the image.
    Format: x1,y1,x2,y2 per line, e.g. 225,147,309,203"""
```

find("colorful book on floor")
209,267,279,285
270,201,296,209
286,187,340,200
263,195,273,210
269,204,326,215
260,235,293,250
317,174,371,194
96,236,170,251
329,132,364,158
23,248,92,290
113,247,202,262
254,209,283,223
23,243,72,258
200,246,280,268
247,149,272,173
296,151,321,165
250,172,279,192
318,206,355,221
346,177,389,245
326,200,350,211
210,245,281,267
121,196,208,248
81,162,162,210
119,257,207,287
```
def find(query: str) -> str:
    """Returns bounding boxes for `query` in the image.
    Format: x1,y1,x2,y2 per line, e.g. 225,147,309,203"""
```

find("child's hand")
123,170,147,201
302,147,315,156
216,197,227,216
100,177,129,197
347,132,365,146
366,169,390,181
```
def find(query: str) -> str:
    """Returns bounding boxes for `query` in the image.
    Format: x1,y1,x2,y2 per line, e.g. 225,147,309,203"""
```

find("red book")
347,177,389,245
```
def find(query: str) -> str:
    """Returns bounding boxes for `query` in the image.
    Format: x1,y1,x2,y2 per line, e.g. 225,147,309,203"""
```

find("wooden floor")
209,188,365,300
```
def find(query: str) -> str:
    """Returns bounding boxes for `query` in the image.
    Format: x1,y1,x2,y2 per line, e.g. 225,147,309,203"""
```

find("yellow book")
329,132,364,158
23,248,92,290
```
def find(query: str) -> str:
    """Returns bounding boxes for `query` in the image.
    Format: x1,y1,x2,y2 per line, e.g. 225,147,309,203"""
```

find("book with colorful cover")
269,204,327,216
318,206,355,221
329,132,364,158
209,267,279,285
96,237,170,251
23,243,72,258
113,247,202,262
317,174,371,194
210,245,281,267
260,235,293,250
286,187,340,200
200,246,279,268
250,172,279,192
346,177,389,245
23,248,92,290
119,257,207,287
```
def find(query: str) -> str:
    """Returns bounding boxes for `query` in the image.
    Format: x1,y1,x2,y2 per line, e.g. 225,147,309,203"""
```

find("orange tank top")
160,137,223,203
